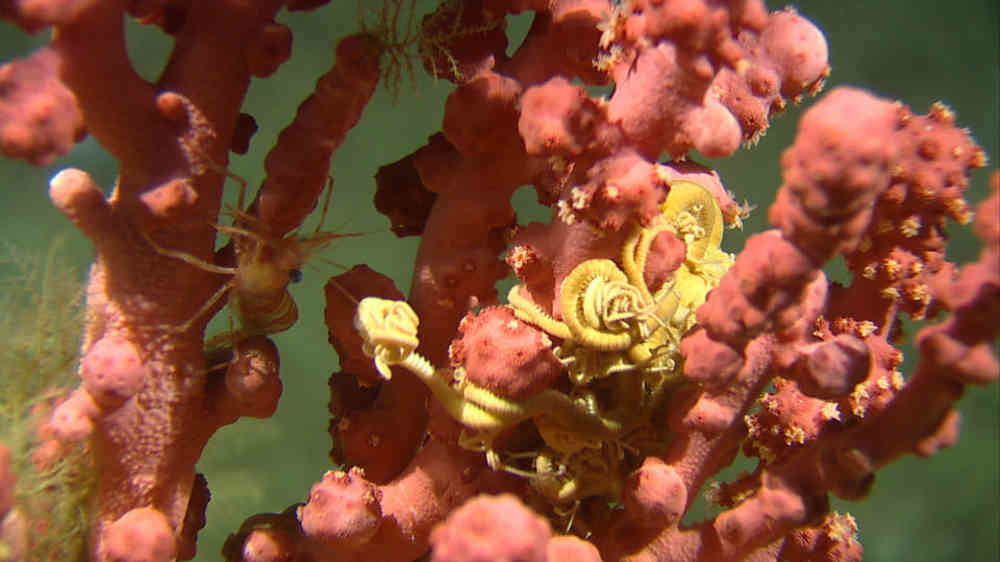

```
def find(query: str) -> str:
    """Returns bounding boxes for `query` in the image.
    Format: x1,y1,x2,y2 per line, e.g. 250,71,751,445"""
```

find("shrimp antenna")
327,277,361,306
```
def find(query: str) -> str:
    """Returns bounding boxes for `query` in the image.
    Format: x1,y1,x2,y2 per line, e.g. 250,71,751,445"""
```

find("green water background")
0,1,996,560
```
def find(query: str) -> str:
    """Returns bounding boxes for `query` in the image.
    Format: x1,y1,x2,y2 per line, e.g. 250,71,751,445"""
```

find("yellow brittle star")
353,178,733,527
354,298,624,439
509,179,732,384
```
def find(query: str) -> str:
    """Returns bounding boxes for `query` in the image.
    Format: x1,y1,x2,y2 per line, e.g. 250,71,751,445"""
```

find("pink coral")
0,1,995,561
449,306,562,399
0,48,85,165
299,468,383,550
103,507,177,562
79,336,148,410
429,494,551,562
428,493,604,562
0,446,13,519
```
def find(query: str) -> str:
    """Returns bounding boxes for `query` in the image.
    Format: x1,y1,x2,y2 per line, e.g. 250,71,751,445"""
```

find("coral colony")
0,1,996,561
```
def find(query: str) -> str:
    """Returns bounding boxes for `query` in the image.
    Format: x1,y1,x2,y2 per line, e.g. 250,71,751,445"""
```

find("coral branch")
0,47,85,165
252,32,381,236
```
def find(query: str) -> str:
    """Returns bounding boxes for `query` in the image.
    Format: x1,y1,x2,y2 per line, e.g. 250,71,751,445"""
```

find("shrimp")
147,170,353,348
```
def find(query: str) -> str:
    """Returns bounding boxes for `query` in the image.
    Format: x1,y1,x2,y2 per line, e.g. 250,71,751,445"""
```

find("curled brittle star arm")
460,378,531,420
507,285,572,340
354,297,421,379
621,221,671,301
355,297,516,431
459,377,624,439
388,351,511,431
456,373,625,440
660,179,724,260
560,259,637,351
434,384,511,431
626,286,684,366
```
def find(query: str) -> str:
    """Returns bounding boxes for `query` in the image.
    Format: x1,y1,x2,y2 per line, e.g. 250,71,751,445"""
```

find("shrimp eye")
289,269,303,283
